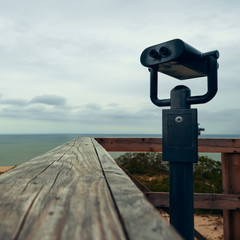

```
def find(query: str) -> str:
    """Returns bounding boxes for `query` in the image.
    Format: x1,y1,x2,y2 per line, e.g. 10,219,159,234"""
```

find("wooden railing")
0,138,181,240
95,138,240,240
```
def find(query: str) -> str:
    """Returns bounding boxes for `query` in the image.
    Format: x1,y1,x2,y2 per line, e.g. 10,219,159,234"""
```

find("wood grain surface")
144,192,240,210
95,137,240,153
92,139,181,240
0,138,180,240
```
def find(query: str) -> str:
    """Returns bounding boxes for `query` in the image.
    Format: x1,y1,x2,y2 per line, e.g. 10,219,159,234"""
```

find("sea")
0,133,239,166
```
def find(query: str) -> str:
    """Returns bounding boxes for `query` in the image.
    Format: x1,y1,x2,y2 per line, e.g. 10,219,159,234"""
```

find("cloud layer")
0,93,238,135
0,0,240,134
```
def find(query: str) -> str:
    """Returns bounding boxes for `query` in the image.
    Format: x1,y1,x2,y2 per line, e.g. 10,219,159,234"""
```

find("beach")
160,210,223,240
0,166,15,174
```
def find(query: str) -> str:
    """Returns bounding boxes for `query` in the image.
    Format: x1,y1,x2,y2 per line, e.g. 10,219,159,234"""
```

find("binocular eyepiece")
149,46,170,59
140,39,219,80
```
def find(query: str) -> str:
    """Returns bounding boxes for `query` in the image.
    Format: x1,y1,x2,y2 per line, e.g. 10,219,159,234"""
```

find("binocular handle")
150,56,218,107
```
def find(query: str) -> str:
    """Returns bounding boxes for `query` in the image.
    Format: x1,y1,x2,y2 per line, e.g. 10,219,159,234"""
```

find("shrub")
116,153,222,194
116,152,169,176
194,156,222,193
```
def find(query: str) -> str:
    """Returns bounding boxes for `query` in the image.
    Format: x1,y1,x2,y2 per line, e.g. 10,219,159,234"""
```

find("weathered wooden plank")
0,138,181,240
0,138,127,240
92,139,181,240
198,138,240,153
95,138,162,152
95,137,240,153
144,192,240,210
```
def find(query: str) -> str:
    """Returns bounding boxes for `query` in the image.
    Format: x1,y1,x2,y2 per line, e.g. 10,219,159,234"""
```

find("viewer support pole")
163,86,198,240
170,162,194,239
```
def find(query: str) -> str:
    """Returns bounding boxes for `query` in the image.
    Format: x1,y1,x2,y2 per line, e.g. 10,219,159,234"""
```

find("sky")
0,0,240,135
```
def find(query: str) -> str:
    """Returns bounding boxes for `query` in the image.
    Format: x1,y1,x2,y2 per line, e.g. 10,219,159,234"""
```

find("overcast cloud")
0,0,240,134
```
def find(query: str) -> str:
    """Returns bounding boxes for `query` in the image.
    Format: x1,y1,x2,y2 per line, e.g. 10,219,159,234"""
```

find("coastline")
0,166,15,174
0,133,238,166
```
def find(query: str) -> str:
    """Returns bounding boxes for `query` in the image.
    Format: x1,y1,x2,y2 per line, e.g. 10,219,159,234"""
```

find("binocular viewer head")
140,39,219,80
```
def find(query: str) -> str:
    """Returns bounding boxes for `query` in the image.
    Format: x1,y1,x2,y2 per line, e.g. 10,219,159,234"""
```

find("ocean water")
0,134,160,166
0,134,80,166
0,134,237,166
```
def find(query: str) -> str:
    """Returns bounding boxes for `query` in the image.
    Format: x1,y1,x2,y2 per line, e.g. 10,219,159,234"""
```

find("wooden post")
222,153,240,240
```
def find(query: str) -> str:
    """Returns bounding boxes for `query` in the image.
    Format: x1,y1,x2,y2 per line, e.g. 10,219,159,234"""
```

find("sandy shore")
194,215,223,240
0,166,15,174
160,211,223,240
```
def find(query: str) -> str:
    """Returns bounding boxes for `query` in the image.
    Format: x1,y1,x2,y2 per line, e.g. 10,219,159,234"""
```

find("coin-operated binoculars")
140,39,219,240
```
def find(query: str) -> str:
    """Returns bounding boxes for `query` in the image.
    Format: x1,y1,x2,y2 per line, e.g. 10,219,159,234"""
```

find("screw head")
175,116,183,123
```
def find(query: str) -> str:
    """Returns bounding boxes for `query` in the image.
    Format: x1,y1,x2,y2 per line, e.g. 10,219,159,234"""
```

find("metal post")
170,162,194,239
163,85,197,240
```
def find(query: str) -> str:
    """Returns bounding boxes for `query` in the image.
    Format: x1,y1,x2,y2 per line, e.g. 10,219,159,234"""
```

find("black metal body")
163,108,198,163
141,39,207,80
163,86,197,239
140,39,219,240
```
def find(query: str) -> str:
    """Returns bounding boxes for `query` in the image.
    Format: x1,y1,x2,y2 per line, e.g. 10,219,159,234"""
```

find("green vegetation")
116,152,222,196
194,156,222,194
116,152,168,176
116,152,222,214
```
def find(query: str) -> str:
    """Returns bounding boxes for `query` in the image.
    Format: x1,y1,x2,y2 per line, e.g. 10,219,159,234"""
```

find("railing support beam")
222,153,240,240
